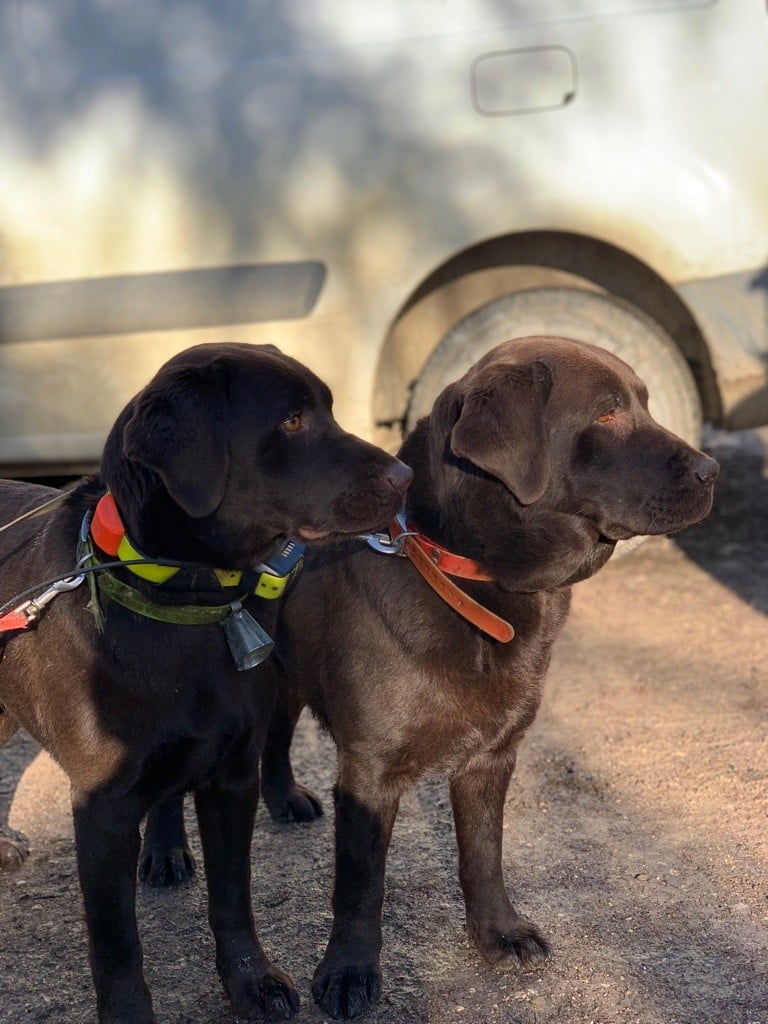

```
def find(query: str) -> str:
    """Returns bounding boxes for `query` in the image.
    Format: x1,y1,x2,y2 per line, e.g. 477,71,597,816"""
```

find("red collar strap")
91,493,126,555
389,519,514,643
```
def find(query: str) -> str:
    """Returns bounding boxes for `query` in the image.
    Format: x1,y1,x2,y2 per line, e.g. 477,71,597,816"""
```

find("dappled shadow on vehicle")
674,427,768,616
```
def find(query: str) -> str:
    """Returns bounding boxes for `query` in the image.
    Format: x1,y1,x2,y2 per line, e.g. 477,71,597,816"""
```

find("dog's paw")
471,915,550,966
0,829,30,872
265,782,324,824
228,965,300,1021
138,844,196,887
312,959,382,1020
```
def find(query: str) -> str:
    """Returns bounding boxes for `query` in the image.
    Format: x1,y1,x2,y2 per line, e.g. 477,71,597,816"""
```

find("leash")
0,492,81,633
0,491,70,535
0,575,85,632
0,493,513,651
0,555,194,632
0,494,186,628
361,515,514,643
0,496,305,671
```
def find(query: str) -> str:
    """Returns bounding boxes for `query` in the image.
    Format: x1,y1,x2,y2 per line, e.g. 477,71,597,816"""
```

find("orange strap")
91,493,123,555
406,525,495,581
390,520,514,643
0,609,32,632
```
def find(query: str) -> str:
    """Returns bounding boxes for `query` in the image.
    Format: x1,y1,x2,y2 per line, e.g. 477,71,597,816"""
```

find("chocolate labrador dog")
0,342,411,1024
261,336,719,1020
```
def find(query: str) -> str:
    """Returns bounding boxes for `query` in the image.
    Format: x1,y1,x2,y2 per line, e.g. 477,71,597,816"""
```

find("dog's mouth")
296,497,407,544
597,531,621,546
597,523,636,542
297,525,332,541
597,489,715,542
297,522,390,543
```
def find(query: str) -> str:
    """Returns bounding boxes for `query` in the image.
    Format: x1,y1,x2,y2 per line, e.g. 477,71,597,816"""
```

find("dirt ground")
0,428,766,1024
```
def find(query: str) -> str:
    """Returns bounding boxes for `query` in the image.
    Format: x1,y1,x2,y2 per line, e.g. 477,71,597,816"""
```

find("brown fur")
262,336,719,1020
0,342,411,1024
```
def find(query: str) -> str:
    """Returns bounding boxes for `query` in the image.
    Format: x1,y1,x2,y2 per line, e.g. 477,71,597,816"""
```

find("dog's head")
102,343,412,566
406,336,718,586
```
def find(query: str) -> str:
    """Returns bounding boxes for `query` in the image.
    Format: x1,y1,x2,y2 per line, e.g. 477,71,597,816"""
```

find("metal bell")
221,601,274,671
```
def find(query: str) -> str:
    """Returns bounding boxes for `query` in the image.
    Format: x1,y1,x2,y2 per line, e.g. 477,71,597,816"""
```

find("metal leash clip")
18,574,86,625
358,513,417,557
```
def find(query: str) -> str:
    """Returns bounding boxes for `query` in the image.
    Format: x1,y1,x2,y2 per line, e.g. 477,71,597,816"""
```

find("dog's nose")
693,453,719,486
384,460,414,494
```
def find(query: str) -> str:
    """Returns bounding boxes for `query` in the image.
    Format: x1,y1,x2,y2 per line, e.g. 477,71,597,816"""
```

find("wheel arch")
372,230,721,447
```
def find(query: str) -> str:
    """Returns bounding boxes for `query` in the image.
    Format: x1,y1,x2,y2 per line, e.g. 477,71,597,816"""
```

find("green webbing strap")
96,571,236,626
77,530,107,633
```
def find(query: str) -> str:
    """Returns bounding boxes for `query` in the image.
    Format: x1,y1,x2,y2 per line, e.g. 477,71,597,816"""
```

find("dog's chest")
374,592,567,780
89,622,274,794
360,648,548,788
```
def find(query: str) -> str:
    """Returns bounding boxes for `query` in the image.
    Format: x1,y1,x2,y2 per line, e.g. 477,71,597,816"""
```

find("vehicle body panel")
0,0,765,471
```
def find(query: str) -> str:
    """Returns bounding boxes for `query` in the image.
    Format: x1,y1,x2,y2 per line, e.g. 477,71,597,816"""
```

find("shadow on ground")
674,426,768,615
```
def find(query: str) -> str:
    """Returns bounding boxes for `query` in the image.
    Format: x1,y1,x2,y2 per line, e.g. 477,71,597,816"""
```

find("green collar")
77,506,304,634
95,571,236,625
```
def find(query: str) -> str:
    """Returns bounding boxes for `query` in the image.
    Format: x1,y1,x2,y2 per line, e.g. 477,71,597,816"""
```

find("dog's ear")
450,361,552,505
122,364,229,518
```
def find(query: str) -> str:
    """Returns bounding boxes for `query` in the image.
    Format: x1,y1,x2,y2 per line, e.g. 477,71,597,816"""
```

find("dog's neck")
99,462,274,575
99,404,285,569
400,423,616,592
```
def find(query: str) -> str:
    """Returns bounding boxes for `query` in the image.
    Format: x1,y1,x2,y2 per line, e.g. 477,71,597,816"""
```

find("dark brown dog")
261,336,719,1020
0,342,411,1024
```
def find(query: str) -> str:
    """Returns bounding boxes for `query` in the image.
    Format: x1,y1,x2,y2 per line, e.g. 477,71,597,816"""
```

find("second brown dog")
261,335,719,1019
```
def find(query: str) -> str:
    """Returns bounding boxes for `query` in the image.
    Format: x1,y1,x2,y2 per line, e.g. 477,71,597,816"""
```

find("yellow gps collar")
91,493,294,600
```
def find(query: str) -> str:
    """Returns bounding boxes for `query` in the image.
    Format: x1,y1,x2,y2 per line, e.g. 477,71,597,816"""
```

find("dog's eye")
595,409,619,425
281,413,304,433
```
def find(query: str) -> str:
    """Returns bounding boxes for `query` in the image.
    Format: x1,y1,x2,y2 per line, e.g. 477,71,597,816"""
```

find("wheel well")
373,230,721,445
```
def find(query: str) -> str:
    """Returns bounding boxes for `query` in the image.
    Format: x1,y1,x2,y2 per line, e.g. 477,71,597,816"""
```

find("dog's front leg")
72,791,156,1024
194,783,300,1021
312,766,400,1021
450,754,550,965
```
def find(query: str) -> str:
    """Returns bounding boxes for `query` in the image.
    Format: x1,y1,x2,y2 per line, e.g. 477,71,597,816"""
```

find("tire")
405,287,703,556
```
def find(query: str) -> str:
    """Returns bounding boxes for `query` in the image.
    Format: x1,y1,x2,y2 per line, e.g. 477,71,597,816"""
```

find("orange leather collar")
390,519,514,643
404,524,495,581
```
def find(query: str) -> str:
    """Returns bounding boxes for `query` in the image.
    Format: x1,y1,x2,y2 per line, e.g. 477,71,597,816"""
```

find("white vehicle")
0,0,766,474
